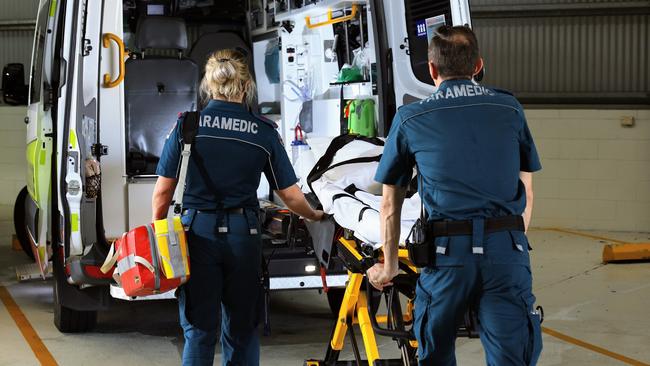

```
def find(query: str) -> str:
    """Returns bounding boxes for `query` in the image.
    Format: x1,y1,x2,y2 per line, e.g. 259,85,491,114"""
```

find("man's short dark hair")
428,25,479,78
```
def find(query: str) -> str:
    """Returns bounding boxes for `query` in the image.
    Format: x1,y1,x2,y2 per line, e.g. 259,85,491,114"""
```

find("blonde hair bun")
200,49,256,105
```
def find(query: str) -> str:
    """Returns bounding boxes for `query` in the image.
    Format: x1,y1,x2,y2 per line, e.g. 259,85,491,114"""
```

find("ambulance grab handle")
102,33,126,88
305,5,358,29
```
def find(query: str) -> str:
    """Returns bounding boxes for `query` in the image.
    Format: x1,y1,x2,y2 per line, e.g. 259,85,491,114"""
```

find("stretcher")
304,135,479,365
305,236,479,366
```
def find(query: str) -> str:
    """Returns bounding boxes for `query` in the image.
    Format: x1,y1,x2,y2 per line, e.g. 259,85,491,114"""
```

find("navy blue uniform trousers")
413,230,543,366
179,210,262,366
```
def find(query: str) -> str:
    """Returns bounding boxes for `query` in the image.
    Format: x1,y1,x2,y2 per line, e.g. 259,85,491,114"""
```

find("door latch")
399,37,410,55
83,39,93,56
92,144,108,157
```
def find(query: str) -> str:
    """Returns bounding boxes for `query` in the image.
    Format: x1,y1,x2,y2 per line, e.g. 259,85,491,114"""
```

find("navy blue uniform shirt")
157,100,298,210
375,79,541,220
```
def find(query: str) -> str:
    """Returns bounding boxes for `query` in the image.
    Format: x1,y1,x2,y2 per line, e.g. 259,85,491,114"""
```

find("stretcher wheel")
53,275,97,333
13,187,34,260
326,288,345,316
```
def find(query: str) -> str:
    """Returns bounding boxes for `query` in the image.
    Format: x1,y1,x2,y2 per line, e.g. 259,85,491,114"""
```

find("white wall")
527,109,650,232
0,106,27,225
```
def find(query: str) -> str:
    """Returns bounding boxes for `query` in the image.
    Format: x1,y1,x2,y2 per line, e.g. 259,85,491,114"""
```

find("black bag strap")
181,111,200,144
172,110,200,214
306,134,384,193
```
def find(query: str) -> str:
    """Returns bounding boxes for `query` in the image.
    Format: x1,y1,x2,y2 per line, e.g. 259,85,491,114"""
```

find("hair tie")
217,58,230,63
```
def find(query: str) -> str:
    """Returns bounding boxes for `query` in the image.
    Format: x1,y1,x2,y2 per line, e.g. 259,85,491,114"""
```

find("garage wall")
527,109,650,232
0,106,28,224
0,0,39,72
471,0,650,104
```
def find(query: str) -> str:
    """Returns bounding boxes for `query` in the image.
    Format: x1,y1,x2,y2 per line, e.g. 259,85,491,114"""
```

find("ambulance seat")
189,31,254,109
124,16,198,176
189,31,252,74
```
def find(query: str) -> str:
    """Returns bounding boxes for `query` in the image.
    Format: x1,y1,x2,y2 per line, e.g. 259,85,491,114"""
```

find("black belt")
430,215,524,237
196,207,245,214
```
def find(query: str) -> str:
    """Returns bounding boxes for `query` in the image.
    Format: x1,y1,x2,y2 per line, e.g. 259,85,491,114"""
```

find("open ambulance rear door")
24,0,58,277
55,0,123,285
378,0,472,132
49,0,125,332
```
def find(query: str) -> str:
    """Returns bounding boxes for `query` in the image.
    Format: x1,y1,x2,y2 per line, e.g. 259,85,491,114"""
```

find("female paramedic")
151,49,325,366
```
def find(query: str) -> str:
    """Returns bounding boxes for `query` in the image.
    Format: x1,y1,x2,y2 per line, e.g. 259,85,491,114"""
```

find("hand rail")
102,33,126,88
305,5,358,29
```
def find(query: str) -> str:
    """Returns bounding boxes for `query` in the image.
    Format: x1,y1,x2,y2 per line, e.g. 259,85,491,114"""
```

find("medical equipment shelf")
274,0,368,23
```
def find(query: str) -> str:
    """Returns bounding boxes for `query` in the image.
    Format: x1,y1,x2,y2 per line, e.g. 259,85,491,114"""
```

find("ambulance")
11,0,471,332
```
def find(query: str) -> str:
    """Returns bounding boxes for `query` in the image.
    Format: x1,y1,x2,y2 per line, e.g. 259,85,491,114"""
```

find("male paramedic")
367,25,543,366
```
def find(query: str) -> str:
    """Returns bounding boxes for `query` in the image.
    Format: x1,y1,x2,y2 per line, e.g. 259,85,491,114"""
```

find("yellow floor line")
0,285,58,366
542,327,649,366
540,227,628,244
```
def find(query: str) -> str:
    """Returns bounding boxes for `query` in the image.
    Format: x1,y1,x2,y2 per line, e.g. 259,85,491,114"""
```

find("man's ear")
428,62,439,85
473,57,484,78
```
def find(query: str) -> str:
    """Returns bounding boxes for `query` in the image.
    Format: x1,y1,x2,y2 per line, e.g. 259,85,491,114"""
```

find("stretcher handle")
305,5,358,29
102,33,126,88
365,275,416,341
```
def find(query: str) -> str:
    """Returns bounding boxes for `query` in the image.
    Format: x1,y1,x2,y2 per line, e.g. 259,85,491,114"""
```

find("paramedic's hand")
307,210,326,222
276,185,325,222
367,262,398,291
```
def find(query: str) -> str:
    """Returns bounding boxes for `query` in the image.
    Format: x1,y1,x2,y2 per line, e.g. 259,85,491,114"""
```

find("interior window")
29,1,50,104
404,0,452,85
252,37,281,114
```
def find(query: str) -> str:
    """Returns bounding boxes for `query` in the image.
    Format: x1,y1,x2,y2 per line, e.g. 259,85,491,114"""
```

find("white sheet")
308,139,420,249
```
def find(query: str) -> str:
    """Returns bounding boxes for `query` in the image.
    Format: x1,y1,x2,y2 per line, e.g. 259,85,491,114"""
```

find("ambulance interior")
89,0,454,286
116,0,386,230
85,0,401,295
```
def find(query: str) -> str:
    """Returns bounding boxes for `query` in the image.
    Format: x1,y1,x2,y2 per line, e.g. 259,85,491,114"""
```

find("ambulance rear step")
14,262,53,281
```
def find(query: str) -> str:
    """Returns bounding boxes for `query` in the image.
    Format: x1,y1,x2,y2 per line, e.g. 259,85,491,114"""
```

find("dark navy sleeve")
518,117,542,173
264,132,299,190
374,111,414,187
155,117,182,178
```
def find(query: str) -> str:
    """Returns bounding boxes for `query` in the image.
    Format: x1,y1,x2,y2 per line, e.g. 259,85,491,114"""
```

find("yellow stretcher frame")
305,238,419,366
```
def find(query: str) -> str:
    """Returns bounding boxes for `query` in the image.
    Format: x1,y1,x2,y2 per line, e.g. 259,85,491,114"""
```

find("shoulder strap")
173,111,200,215
181,111,200,144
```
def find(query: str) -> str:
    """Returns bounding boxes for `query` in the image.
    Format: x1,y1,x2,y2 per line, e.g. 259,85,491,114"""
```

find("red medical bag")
102,219,190,297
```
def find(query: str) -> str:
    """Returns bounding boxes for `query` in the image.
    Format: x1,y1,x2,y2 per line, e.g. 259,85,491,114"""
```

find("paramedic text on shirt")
367,26,543,366
151,49,325,366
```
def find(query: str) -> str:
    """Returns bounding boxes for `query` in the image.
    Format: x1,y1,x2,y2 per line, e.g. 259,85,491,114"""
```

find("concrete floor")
1,226,649,366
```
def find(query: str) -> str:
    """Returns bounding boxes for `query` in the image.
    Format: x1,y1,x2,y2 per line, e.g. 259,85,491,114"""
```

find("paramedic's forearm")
380,185,407,273
275,184,322,221
520,172,534,232
152,177,177,221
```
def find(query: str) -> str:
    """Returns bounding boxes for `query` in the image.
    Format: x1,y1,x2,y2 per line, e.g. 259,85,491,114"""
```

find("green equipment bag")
345,99,377,138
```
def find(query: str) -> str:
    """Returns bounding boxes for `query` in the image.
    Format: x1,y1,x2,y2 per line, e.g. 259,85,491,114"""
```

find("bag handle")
100,233,127,274
100,241,118,274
